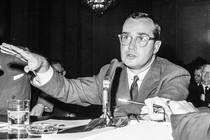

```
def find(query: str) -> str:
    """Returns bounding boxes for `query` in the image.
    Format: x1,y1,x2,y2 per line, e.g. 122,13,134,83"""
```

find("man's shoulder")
154,57,190,75
155,57,187,70
155,57,176,66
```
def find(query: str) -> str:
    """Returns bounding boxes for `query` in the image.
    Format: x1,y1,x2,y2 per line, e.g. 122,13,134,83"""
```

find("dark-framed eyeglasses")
118,34,155,47
56,70,64,75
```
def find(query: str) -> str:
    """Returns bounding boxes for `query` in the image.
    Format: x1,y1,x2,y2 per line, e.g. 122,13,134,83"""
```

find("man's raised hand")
0,43,49,73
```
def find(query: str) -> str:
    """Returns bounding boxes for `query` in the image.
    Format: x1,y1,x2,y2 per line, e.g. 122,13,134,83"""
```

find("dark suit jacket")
34,57,190,116
0,52,31,115
188,84,210,107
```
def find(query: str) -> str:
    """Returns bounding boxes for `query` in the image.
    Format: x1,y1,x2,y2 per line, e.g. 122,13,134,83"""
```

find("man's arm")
0,43,106,107
171,112,210,140
0,43,50,74
31,65,108,106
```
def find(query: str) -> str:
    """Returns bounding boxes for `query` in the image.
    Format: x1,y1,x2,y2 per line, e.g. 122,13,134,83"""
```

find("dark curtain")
0,0,158,78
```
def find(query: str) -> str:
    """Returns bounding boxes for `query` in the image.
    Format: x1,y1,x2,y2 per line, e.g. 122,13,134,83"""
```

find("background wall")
176,0,210,64
0,0,178,77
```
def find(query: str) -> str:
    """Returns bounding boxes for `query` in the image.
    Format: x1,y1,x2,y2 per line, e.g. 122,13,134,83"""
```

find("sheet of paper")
0,122,8,132
33,119,91,129
0,122,7,127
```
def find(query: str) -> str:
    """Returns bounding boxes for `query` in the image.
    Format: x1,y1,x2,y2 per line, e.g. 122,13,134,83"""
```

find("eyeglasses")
56,70,64,74
118,34,155,47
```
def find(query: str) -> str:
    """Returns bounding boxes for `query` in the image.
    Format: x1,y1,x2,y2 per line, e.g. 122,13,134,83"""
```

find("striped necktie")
130,75,139,101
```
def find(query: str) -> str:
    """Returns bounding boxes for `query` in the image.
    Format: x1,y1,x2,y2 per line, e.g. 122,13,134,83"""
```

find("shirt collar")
202,84,210,90
127,67,149,82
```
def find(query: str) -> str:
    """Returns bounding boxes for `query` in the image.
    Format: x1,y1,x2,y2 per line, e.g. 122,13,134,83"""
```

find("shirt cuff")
32,66,54,86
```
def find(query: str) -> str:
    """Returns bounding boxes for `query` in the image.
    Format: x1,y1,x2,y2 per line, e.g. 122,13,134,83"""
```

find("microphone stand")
84,59,119,131
102,79,111,125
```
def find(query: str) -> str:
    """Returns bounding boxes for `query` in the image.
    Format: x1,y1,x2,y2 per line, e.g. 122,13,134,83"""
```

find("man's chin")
123,60,138,67
125,65,141,70
125,64,137,69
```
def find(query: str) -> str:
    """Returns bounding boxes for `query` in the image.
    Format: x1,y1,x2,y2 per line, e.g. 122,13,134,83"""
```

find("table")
0,115,174,140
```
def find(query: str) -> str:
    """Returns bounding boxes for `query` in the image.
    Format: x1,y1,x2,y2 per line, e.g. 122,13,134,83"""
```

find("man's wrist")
32,66,54,86
35,55,50,73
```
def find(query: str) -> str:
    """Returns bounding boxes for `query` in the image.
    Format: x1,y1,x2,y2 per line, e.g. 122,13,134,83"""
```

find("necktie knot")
205,86,209,92
133,75,139,82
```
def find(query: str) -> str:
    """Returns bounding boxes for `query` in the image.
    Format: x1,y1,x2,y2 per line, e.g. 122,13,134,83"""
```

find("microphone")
104,58,121,81
102,58,122,123
84,59,123,130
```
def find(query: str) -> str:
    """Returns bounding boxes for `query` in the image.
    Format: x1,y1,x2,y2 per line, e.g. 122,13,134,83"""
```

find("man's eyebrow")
122,32,129,34
121,32,150,36
137,33,150,36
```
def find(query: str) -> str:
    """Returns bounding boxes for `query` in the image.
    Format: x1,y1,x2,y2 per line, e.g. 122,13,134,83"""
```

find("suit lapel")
137,59,161,102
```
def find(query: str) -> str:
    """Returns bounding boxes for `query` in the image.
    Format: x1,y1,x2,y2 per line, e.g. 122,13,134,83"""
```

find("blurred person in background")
187,64,204,107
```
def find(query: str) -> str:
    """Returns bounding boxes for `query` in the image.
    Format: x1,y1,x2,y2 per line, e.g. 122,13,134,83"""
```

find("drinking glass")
7,99,30,130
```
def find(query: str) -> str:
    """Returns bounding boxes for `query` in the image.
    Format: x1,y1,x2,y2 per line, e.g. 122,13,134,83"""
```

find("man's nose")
128,38,137,50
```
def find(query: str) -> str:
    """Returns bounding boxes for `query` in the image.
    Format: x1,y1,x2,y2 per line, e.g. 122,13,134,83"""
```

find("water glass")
7,99,30,130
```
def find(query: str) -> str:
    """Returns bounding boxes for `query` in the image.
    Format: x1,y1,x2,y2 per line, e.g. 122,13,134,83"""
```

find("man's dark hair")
126,12,161,40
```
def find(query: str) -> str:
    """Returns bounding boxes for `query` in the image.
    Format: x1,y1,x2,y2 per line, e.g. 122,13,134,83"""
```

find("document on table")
0,122,7,127
33,119,92,129
0,122,8,132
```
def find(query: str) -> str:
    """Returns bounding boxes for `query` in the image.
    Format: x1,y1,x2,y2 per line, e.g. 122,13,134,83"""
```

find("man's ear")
153,41,161,54
62,70,66,76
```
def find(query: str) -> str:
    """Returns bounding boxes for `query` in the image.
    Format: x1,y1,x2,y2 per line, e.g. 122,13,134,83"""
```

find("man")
0,48,31,115
31,60,77,117
0,12,190,118
194,65,203,85
187,65,204,106
199,64,210,107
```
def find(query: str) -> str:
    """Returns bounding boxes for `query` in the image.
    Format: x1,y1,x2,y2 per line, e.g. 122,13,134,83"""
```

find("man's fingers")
30,104,44,116
1,43,30,61
30,108,36,116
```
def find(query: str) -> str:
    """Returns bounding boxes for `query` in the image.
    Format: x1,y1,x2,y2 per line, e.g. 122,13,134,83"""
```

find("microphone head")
110,58,118,67
105,58,122,81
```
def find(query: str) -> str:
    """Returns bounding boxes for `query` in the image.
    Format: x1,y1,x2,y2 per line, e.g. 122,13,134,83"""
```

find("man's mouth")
126,53,136,59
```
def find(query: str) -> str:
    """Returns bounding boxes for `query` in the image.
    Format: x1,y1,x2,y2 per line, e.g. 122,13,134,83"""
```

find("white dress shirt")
32,66,54,86
201,84,210,101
